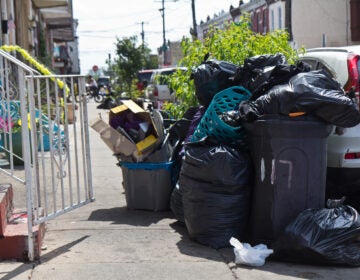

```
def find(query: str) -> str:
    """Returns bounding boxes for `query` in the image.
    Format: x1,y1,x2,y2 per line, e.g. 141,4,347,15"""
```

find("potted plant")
0,114,39,165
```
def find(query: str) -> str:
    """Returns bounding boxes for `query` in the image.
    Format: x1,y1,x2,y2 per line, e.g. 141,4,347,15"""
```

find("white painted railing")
0,49,93,261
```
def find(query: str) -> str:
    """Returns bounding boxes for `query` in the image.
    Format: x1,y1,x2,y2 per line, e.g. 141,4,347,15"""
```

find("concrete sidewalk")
0,101,359,280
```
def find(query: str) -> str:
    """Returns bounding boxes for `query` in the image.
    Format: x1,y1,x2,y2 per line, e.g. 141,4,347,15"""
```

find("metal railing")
0,49,93,261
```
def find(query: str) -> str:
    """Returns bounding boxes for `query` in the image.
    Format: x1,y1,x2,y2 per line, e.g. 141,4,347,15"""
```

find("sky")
72,0,240,74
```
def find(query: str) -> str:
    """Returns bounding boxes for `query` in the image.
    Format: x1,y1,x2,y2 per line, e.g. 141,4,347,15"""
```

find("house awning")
32,0,68,8
51,27,74,42
46,17,74,41
41,7,74,41
40,6,71,19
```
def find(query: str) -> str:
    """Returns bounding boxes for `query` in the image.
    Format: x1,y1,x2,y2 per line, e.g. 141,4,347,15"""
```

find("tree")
166,15,302,119
113,36,157,98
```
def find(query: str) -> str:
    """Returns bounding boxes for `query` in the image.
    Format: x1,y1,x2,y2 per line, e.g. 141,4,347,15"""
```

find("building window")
263,9,267,33
257,11,261,32
351,0,360,40
278,7,282,29
270,10,274,31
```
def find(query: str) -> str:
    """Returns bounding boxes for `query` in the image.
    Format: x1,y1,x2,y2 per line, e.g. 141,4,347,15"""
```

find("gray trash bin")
244,115,333,245
119,161,175,211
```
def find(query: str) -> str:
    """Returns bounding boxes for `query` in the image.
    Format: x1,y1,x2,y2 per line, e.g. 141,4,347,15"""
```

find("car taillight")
344,152,360,159
344,54,360,107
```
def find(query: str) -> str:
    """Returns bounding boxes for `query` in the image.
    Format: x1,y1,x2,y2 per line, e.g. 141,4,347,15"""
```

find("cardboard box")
90,100,160,159
90,117,135,156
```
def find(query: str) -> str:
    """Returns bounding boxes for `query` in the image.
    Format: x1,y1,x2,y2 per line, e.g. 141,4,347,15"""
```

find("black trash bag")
179,139,253,249
326,170,360,213
191,55,239,107
170,182,185,224
239,83,295,122
168,106,199,143
97,97,117,109
234,53,286,90
243,53,286,69
272,198,360,267
249,61,311,100
238,70,360,127
168,106,205,223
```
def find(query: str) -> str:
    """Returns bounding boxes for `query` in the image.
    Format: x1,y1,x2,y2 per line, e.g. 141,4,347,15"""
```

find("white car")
144,67,186,108
300,46,360,202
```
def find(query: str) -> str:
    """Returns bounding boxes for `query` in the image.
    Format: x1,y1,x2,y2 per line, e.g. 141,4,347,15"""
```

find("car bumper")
327,125,360,168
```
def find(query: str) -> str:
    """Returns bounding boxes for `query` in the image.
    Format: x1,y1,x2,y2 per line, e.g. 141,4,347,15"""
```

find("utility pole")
138,21,148,49
107,53,112,79
141,21,145,46
159,0,166,65
191,0,197,39
157,0,178,66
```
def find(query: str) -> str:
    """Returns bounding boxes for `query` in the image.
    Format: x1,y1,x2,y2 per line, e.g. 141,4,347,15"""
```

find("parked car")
137,69,155,92
299,46,360,201
144,67,186,108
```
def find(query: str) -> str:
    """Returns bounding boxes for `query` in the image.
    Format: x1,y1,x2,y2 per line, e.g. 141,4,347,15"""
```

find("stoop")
0,183,13,235
0,184,46,261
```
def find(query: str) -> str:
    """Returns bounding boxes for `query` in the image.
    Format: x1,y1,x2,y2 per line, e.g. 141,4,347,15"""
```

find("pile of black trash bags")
168,53,360,266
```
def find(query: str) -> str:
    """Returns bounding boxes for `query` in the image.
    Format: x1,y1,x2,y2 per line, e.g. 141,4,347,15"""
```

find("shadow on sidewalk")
1,236,89,280
169,221,232,263
87,206,174,226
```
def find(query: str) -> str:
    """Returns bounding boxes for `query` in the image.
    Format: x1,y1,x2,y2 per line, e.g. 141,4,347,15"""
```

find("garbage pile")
90,98,181,211
90,99,168,163
91,53,360,267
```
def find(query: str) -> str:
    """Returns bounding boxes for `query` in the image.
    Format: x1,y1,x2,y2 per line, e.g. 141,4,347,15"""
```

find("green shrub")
166,15,303,119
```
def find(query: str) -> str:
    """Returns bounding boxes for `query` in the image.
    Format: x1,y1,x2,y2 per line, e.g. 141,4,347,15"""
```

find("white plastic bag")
229,237,273,267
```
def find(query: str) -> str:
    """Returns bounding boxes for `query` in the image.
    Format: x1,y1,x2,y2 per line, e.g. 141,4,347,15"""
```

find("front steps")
0,184,46,261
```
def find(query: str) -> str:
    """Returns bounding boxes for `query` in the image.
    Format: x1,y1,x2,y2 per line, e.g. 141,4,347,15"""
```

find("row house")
157,40,183,67
197,7,235,42
0,0,80,74
289,0,360,48
241,0,360,49
241,0,268,34
197,0,360,50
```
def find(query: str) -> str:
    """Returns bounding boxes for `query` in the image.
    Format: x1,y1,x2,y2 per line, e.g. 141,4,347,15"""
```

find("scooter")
85,84,104,103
